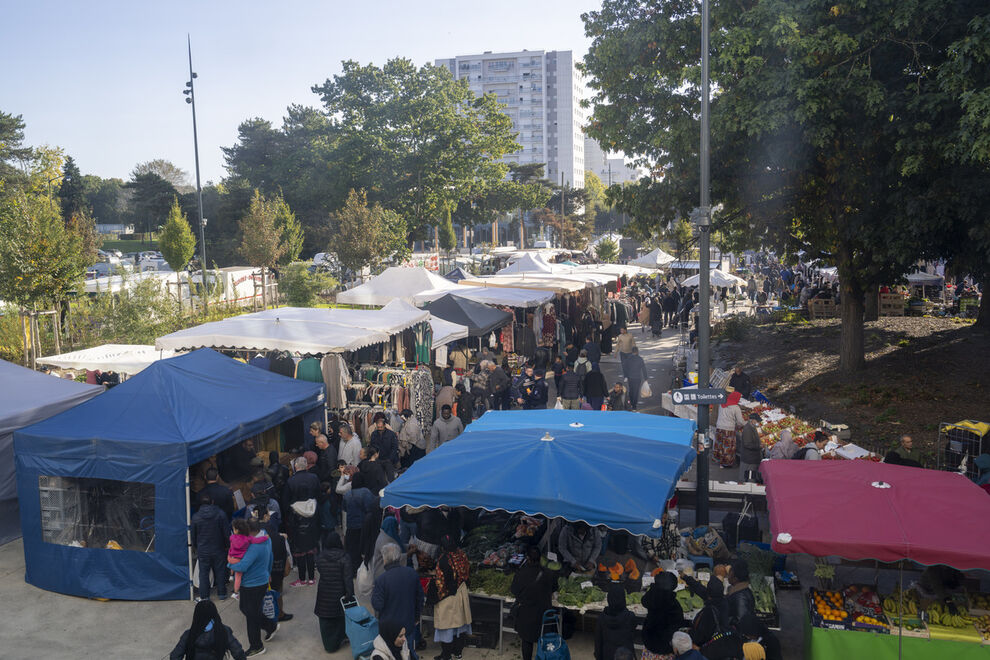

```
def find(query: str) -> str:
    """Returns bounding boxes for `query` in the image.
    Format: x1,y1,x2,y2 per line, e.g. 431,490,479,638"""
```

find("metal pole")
696,0,712,526
186,467,194,600
186,36,208,308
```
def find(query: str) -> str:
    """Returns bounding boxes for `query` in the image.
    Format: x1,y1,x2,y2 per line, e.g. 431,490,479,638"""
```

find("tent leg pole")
186,468,194,601
898,560,903,660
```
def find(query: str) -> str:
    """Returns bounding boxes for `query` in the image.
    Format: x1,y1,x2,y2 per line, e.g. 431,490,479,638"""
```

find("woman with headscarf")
170,599,247,660
714,390,745,468
371,515,406,580
427,535,473,660
640,571,684,660
683,572,729,646
355,506,385,611
511,545,558,660
594,584,637,660
314,531,353,653
766,427,797,460
371,618,411,660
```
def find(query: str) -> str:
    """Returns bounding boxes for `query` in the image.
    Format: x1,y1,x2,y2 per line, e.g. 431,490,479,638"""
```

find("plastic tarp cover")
38,344,176,375
444,267,471,282
423,294,513,337
14,349,324,599
413,286,554,308
0,360,102,545
246,299,429,335
760,460,990,570
382,411,696,537
336,266,459,306
906,272,944,286
429,317,469,349
468,409,696,445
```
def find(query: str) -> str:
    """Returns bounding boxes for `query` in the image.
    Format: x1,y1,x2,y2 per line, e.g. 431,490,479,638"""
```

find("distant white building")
95,223,135,235
584,138,643,186
436,49,588,188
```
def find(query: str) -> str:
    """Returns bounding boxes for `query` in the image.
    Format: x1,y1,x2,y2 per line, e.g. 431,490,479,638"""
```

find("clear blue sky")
1,1,599,185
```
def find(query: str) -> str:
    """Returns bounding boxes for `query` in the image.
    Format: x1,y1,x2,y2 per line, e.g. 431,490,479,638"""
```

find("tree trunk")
864,285,879,322
976,283,990,328
261,268,268,309
839,274,866,372
519,209,524,248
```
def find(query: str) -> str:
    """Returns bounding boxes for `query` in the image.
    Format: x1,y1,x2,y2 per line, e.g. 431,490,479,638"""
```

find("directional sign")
672,388,727,405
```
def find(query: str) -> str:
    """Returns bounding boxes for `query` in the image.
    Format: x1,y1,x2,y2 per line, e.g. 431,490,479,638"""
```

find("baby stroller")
341,595,378,659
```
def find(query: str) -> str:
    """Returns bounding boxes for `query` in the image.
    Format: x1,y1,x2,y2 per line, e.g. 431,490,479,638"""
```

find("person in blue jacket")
229,516,276,657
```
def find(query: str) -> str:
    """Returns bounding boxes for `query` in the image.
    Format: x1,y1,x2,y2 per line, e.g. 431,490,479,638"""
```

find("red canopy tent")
760,460,990,570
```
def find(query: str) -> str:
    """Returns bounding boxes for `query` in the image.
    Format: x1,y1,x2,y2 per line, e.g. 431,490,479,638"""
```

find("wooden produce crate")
879,293,905,317
808,298,838,320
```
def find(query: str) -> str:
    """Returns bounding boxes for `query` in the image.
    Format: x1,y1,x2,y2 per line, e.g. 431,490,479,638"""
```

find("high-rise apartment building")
436,49,587,189
584,137,644,186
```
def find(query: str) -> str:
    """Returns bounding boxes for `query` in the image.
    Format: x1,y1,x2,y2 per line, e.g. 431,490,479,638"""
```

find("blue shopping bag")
535,609,570,660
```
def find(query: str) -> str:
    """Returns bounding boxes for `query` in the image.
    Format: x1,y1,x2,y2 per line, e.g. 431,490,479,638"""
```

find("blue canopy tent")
382,411,696,536
14,349,324,600
467,409,695,445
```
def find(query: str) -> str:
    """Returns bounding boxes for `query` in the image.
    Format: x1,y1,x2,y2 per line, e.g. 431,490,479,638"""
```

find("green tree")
326,189,407,276
584,170,606,208
132,159,190,190
0,111,32,187
595,237,620,263
279,262,337,307
273,193,304,266
57,156,88,220
438,209,457,252
239,190,288,270
158,197,197,311
125,172,178,236
668,219,695,263
582,0,989,371
82,176,126,226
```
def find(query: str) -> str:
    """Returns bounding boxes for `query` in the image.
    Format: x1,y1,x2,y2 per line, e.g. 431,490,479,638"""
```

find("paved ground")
2,316,808,659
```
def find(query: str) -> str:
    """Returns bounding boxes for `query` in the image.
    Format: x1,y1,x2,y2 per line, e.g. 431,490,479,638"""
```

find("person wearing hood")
314,531,353,653
371,618,411,660
191,494,231,602
429,405,464,452
739,413,763,482
573,350,592,383
683,573,730,647
714,390,745,468
726,559,756,628
511,546,558,660
595,584,637,660
738,613,782,660
170,599,247,660
582,364,609,411
766,428,797,460
641,571,684,658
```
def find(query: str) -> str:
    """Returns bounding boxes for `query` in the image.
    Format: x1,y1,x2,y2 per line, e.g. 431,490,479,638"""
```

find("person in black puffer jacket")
726,559,756,628
595,584,637,660
641,571,684,657
170,599,246,660
315,532,354,653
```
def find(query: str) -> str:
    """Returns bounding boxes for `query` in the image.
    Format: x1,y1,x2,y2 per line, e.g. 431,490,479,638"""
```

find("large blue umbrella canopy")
382,412,696,537
468,409,695,446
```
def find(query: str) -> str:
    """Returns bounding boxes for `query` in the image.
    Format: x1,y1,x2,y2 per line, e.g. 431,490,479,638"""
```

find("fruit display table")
804,608,990,659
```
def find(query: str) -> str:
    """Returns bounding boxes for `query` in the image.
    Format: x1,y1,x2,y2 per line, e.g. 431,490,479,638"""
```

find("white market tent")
680,269,748,288
412,286,554,308
38,344,177,375
0,360,103,545
668,261,721,271
429,317,469,349
906,272,944,287
336,267,458,306
155,299,430,354
630,248,677,269
457,274,588,294
586,232,624,254
498,252,555,274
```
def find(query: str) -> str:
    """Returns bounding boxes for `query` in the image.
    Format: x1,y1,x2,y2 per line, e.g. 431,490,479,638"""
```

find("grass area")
100,239,158,253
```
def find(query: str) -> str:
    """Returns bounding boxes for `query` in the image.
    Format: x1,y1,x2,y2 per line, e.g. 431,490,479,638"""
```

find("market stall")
336,266,459,306
38,343,177,375
422,294,513,337
680,269,748,288
629,247,676,269
14,349,325,600
0,360,102,546
761,460,990,658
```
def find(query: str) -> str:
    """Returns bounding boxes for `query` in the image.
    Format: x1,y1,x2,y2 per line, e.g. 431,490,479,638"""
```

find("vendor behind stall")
558,522,603,573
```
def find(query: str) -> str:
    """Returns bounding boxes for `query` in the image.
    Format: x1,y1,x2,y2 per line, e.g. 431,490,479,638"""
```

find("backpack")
792,447,812,460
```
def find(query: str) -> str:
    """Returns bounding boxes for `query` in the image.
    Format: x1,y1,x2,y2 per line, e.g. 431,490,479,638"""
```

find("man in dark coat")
487,361,511,411
595,584,638,660
200,467,235,520
728,365,753,398
726,559,756,628
582,338,602,368
372,543,424,659
369,414,400,468
624,347,649,411
285,457,321,507
190,494,231,601
641,571,684,657
314,532,353,653
511,546,558,660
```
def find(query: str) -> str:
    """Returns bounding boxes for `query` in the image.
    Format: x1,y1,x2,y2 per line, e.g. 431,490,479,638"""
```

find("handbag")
261,584,280,622
639,381,653,398
554,398,564,410
535,609,570,660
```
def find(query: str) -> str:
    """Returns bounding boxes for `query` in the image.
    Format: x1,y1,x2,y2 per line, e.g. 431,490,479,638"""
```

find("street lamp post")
696,0,713,526
183,35,208,303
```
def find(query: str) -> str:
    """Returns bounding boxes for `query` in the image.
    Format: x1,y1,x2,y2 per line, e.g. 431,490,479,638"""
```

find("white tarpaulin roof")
570,263,656,277
629,248,677,269
586,233,623,254
498,253,555,274
906,272,943,286
457,274,588,293
38,344,177,375
669,261,721,270
413,286,554,308
336,267,458,306
680,269,748,288
155,300,429,354
430,317,469,349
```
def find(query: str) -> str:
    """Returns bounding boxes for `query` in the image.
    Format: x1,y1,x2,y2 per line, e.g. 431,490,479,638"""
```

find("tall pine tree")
58,156,88,220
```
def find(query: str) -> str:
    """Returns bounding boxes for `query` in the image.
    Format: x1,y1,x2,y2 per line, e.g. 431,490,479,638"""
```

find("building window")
39,475,156,552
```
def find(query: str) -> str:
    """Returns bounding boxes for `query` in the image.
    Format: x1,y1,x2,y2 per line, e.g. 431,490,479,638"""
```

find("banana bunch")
971,594,990,611
928,602,973,628
883,596,917,616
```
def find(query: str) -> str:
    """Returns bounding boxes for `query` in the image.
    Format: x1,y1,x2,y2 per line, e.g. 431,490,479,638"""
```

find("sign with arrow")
672,388,727,405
